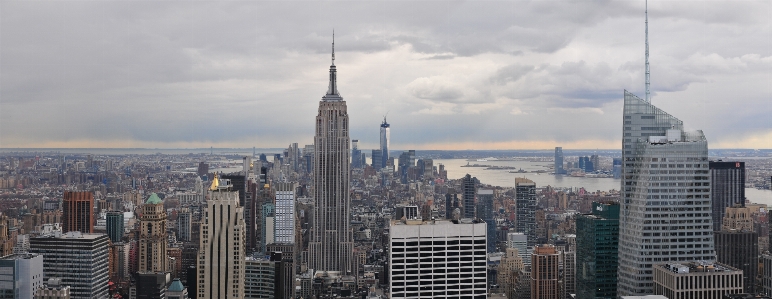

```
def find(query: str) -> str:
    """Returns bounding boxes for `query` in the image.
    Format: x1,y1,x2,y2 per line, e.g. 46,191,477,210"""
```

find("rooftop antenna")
332,29,335,66
645,0,651,102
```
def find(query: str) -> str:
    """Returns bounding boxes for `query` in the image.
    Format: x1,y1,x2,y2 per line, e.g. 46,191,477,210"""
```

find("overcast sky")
1,1,770,150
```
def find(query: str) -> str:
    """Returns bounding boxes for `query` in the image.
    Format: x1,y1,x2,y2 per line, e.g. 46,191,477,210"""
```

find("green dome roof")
145,193,162,205
168,278,185,292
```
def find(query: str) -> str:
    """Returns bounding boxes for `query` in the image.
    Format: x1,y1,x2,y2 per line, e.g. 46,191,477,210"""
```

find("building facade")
461,174,476,219
30,232,109,299
105,211,124,243
178,208,192,242
198,182,246,298
617,91,715,296
62,191,93,234
576,202,619,299
389,219,487,298
710,161,745,230
531,244,560,299
515,178,537,247
139,193,167,273
653,262,742,299
714,230,757,294
0,253,44,299
554,147,565,174
274,182,296,245
476,189,496,253
308,41,353,275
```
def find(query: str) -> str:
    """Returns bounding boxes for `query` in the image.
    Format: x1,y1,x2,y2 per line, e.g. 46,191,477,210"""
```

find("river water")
435,158,772,206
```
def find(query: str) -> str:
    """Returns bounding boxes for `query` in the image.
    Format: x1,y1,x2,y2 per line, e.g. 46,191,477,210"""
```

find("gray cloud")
1,1,770,149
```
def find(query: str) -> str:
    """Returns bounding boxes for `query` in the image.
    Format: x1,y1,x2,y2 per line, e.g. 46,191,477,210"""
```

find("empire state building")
308,37,353,274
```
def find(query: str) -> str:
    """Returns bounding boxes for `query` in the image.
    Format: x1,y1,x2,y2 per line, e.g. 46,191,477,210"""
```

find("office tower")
261,203,275,253
653,262,742,299
515,178,537,247
371,149,382,169
198,178,246,298
197,162,209,177
30,232,109,299
268,250,295,299
578,156,594,173
445,191,459,220
763,254,772,296
389,218,487,298
590,154,600,171
309,38,353,275
562,250,576,298
576,202,619,299
34,278,71,299
714,230,757,293
461,174,476,219
137,273,168,299
0,253,43,298
477,188,496,253
351,140,362,169
617,91,715,296
532,244,560,299
178,208,192,242
710,161,746,230
245,257,275,298
507,232,531,267
139,193,167,273
62,191,94,233
554,147,565,174
498,247,526,299
105,211,124,243
167,278,189,299
274,182,296,244
110,242,130,282
380,117,390,169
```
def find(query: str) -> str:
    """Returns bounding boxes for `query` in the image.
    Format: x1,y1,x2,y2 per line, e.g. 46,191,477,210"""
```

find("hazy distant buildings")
389,219,487,298
576,202,619,299
351,140,362,169
308,41,354,274
371,150,382,169
178,208,192,242
554,147,565,174
63,191,93,233
617,91,715,296
444,191,459,220
710,161,746,230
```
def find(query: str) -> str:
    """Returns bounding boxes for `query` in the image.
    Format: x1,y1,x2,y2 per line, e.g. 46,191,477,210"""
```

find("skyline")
1,1,770,150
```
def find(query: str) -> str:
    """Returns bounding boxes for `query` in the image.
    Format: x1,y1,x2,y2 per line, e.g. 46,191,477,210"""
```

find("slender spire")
323,31,341,99
332,30,335,66
645,0,651,102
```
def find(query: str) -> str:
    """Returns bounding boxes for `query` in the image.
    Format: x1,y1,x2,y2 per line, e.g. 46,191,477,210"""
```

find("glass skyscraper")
617,90,715,296
380,117,390,169
554,147,565,174
576,201,619,299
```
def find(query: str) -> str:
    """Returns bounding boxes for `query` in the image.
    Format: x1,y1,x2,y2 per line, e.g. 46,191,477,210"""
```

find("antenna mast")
645,0,650,102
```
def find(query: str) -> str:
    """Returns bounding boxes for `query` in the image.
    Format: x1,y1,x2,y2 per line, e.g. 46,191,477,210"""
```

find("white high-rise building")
389,219,487,298
198,177,246,298
308,36,353,274
0,253,44,298
616,91,715,296
274,182,296,244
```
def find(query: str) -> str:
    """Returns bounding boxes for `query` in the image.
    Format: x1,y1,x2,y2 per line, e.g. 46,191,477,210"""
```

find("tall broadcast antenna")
645,0,651,102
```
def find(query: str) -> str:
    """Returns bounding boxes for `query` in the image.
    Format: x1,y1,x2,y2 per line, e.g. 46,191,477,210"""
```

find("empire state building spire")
324,32,341,99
